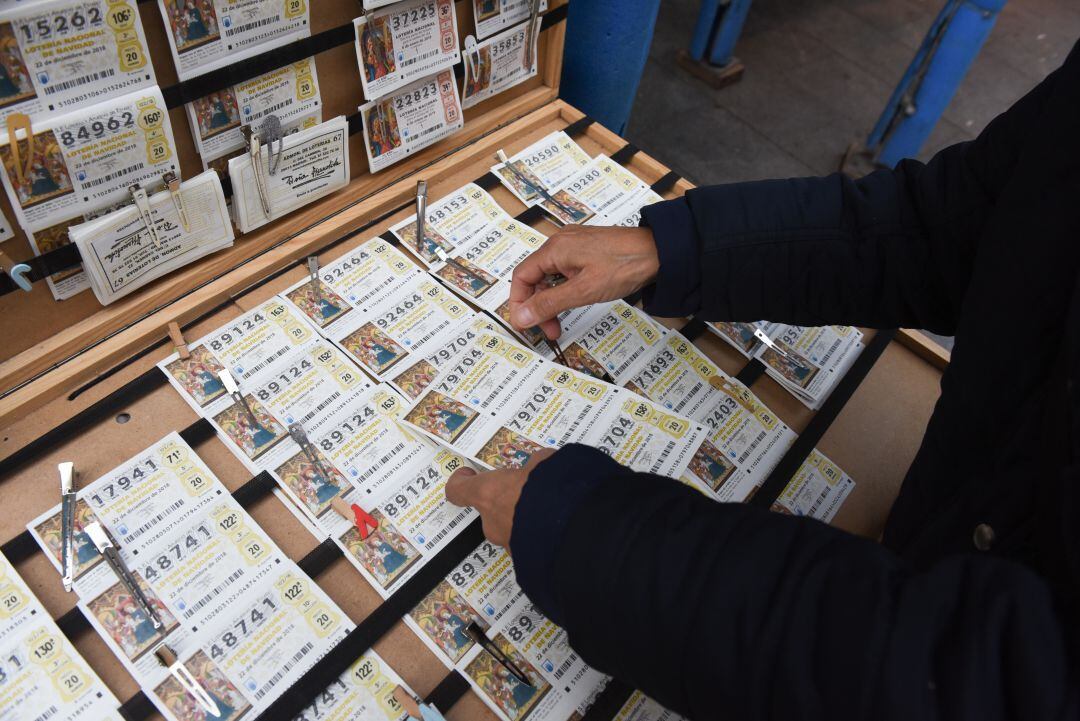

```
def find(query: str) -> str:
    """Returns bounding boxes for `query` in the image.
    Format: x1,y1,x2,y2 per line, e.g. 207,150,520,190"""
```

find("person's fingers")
445,467,483,508
523,448,556,473
509,234,577,304
511,277,590,330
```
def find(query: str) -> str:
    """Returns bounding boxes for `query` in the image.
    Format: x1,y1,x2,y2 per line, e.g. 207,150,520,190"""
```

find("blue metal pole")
559,0,663,134
869,0,1007,167
690,0,725,61
707,0,754,67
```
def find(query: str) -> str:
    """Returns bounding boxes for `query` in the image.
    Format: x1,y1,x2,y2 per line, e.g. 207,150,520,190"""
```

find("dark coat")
509,38,1080,721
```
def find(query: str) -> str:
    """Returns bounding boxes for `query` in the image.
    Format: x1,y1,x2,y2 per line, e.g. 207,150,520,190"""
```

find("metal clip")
241,125,272,217
0,249,32,292
495,149,578,218
414,180,428,256
155,644,222,718
59,462,76,592
287,422,334,488
260,114,284,176
84,522,163,629
218,370,262,431
163,172,190,232
5,112,33,185
524,0,542,72
129,183,160,248
306,256,321,306
464,35,481,81
465,622,532,686
753,328,789,358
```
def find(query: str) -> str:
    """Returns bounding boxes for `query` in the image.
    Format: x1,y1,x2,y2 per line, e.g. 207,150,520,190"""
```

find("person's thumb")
445,467,481,508
510,279,585,330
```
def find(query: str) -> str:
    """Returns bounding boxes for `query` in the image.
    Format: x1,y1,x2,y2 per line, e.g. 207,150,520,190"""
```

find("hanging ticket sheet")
0,0,155,123
353,0,459,101
471,0,546,40
0,86,177,234
360,69,463,173
0,550,122,721
188,57,321,164
69,169,233,304
461,18,541,109
157,0,311,81
26,433,351,721
491,130,591,206
229,115,350,233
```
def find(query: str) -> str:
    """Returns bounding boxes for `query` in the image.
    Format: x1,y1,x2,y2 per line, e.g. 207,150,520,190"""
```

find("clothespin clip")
84,522,164,629
241,125,272,217
59,462,76,592
155,644,223,718
524,0,542,72
129,183,160,248
330,497,379,539
306,256,321,306
465,622,532,686
414,180,428,255
259,114,284,177
218,370,261,431
0,248,32,292
167,322,190,360
753,328,789,358
162,172,190,232
393,686,449,721
495,150,578,218
5,112,33,185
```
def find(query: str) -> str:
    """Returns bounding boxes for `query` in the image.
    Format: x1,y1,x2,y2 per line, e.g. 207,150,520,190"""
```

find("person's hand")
509,226,659,339
444,449,555,547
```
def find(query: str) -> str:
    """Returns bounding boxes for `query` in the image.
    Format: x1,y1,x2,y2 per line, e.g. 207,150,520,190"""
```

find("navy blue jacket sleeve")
510,445,1078,720
637,39,1066,336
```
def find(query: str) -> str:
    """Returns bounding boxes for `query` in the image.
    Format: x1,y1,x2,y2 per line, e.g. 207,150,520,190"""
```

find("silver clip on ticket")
242,125,272,217
307,256,321,306
287,422,333,485
59,462,76,592
218,370,262,430
495,150,579,219
753,328,789,358
163,172,190,232
129,183,160,248
464,35,481,80
414,179,428,255
155,644,222,718
260,114,284,177
525,0,542,72
84,522,164,629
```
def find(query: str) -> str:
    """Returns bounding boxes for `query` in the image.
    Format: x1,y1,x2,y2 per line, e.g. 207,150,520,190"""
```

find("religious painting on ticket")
562,342,607,381
285,280,351,329
477,427,546,470
163,0,221,53
193,89,241,141
760,342,819,389
404,391,479,444
274,447,348,519
0,129,73,208
341,322,409,375
340,510,420,589
394,219,454,265
154,649,251,721
493,162,544,203
359,15,396,83
474,0,500,22
539,190,593,225
32,218,82,282
409,580,488,662
496,301,545,347
364,101,401,159
0,23,34,110
687,439,737,492
394,359,438,399
435,258,497,299
464,633,551,721
34,499,106,580
213,396,287,461
712,322,759,354
86,575,179,660
464,46,492,97
164,345,227,407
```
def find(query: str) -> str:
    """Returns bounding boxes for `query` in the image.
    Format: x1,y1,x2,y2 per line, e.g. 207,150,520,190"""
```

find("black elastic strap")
749,329,897,508
476,172,501,190
580,680,635,721
232,471,279,508
255,520,485,720
680,316,706,342
178,417,216,447
119,692,155,721
735,359,767,387
651,170,681,194
564,115,596,138
56,607,90,638
516,205,547,225
299,538,344,577
425,670,472,711
610,143,640,166
0,243,82,294
0,529,38,563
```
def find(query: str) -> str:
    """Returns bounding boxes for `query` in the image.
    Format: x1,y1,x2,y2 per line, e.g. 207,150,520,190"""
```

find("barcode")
808,485,832,519
653,441,674,471
33,707,59,721
299,392,340,425
424,508,470,550
43,69,116,96
357,443,405,484
249,100,290,122
736,431,768,466
553,654,577,681
123,499,185,544
595,193,630,215
411,319,451,350
414,122,445,139
82,163,143,188
254,642,314,700
243,347,292,378
184,569,244,619
226,15,280,36
401,48,441,68
817,336,843,368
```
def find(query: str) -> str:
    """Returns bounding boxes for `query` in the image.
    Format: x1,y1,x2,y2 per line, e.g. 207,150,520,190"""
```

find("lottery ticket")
360,69,463,173
0,86,177,234
538,154,652,226
187,57,321,163
387,313,506,400
292,650,414,721
157,0,311,81
491,130,591,205
543,302,667,384
705,321,769,358
461,18,542,109
754,324,864,409
158,297,319,411
0,551,122,721
771,449,855,522
0,0,155,123
390,183,510,267
404,537,607,721
27,216,89,300
471,0,547,40
588,187,664,228
353,0,459,101
614,692,687,721
69,169,234,305
229,115,350,233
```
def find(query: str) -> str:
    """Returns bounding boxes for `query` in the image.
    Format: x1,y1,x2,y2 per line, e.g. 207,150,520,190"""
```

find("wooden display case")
0,2,950,719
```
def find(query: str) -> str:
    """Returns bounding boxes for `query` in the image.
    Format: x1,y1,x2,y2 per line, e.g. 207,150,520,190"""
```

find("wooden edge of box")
896,328,950,371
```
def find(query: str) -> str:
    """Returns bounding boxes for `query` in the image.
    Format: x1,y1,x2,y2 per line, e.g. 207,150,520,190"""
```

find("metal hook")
0,249,32,292
260,114,284,176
